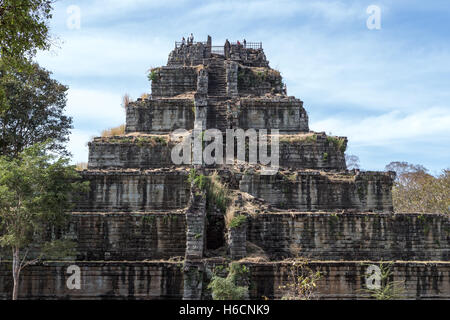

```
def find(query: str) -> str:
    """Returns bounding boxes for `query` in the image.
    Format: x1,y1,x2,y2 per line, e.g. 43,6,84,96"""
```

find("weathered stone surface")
68,212,186,261
228,224,247,260
88,136,177,169
75,170,190,212
237,66,284,95
234,97,308,132
151,66,198,97
240,171,395,212
1,261,449,300
248,261,450,300
0,262,184,300
126,98,195,133
87,133,345,171
247,212,450,261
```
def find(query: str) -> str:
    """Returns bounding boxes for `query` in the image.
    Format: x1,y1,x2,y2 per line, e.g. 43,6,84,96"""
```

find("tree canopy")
0,141,89,299
0,0,54,61
0,61,72,157
385,161,449,214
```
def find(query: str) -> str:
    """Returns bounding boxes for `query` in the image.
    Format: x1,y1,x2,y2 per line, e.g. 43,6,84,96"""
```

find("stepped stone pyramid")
1,36,449,300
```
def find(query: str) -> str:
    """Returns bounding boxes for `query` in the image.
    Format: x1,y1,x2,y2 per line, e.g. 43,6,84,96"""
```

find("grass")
327,136,347,153
101,124,125,137
279,133,317,143
228,215,247,229
75,162,88,171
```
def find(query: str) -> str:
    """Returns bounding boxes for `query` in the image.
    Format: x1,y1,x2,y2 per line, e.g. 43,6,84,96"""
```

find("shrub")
101,124,125,137
208,263,249,300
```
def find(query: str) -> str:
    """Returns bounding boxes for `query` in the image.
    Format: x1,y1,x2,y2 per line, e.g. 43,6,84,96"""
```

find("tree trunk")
12,248,21,300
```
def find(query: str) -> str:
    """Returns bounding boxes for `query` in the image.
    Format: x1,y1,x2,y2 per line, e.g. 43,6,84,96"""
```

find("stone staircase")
206,97,229,131
207,58,227,96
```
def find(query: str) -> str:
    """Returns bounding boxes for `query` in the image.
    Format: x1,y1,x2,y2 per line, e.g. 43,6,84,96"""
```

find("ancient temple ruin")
1,36,449,299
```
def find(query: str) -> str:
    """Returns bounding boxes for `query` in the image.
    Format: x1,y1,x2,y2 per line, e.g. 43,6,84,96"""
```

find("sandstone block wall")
236,98,309,133
151,67,198,97
88,139,176,169
0,262,184,300
87,133,346,171
237,66,283,95
2,261,448,300
126,99,195,133
75,171,190,212
279,134,347,170
239,171,394,212
68,213,186,261
247,212,450,261
248,261,450,300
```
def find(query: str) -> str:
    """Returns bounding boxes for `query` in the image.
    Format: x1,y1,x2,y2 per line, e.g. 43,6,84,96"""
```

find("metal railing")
211,46,224,55
232,42,262,50
175,41,207,48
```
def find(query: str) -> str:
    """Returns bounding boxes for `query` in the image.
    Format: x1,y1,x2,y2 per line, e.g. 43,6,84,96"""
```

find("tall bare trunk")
12,248,21,300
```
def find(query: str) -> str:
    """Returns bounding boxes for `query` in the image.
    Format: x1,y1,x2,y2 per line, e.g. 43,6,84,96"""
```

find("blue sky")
36,0,450,173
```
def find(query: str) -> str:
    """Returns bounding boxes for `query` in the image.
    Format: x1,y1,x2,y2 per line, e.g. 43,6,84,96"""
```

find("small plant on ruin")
122,93,131,109
205,171,231,213
326,136,347,153
208,262,249,300
148,68,160,82
363,263,405,300
228,215,247,229
279,259,321,300
101,124,126,137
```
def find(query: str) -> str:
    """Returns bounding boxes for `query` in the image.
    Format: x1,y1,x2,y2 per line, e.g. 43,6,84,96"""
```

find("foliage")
148,68,160,82
363,263,405,300
208,263,249,300
327,136,347,153
279,259,321,300
122,94,131,109
0,0,54,61
385,162,449,214
228,214,247,229
0,141,90,299
206,171,231,213
188,170,231,213
0,61,71,158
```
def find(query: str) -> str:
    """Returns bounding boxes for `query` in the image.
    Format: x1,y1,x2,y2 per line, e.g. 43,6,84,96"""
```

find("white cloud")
311,107,450,147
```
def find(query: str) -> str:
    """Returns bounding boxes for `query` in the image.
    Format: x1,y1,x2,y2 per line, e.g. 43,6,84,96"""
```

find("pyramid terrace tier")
88,132,345,170
125,96,308,134
4,211,447,263
239,170,395,212
1,260,449,299
150,61,284,99
73,169,393,213
74,169,191,212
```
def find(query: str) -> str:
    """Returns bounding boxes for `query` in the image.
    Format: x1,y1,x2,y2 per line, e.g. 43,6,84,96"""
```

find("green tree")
0,61,72,158
0,0,54,61
0,142,89,300
386,162,449,214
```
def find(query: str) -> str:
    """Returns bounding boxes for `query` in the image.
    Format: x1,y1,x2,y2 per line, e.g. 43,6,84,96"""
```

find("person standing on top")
181,37,186,47
243,39,247,48
224,39,231,59
189,33,194,45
